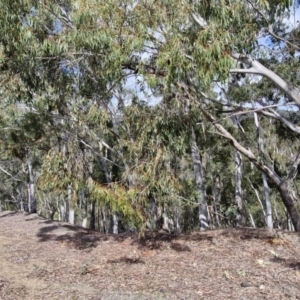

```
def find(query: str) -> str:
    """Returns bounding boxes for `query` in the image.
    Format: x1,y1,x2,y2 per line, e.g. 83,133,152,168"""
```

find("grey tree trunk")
191,127,209,230
59,202,65,221
100,207,109,233
234,149,243,227
80,188,88,228
262,173,273,229
17,186,24,212
147,196,158,230
254,112,273,229
212,175,221,228
68,184,74,224
57,200,62,221
112,213,118,234
173,204,180,235
65,193,70,222
90,200,96,230
98,149,118,234
162,205,170,232
27,154,36,213
229,103,243,227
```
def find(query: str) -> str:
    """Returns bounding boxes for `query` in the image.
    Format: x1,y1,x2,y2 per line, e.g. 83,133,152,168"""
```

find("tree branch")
200,108,281,184
0,165,24,182
230,53,300,107
286,146,300,181
260,107,300,135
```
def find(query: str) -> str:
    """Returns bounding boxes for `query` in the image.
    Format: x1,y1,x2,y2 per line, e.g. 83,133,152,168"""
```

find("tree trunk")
262,173,273,229
68,184,74,224
112,213,118,234
247,208,256,228
81,188,88,228
254,112,273,229
277,181,299,231
173,204,180,235
234,149,243,227
65,193,70,222
27,154,36,213
162,205,170,232
90,200,96,230
98,145,119,234
17,186,24,212
212,175,221,228
191,127,209,230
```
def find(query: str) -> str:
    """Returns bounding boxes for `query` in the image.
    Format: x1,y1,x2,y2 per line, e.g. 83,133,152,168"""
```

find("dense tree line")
0,0,300,233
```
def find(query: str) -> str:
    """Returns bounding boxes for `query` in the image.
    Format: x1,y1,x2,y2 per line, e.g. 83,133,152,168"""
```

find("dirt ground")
0,211,300,299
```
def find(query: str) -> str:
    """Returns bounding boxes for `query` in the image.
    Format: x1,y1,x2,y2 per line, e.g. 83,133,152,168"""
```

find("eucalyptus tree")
1,0,300,232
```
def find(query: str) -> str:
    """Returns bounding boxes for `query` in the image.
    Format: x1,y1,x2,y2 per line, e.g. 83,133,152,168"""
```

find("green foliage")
87,178,146,230
0,0,298,232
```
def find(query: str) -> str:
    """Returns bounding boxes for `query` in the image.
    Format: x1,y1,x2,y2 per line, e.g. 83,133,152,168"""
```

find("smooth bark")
68,184,74,224
254,112,273,229
191,127,209,230
234,149,243,227
231,53,300,107
81,188,88,228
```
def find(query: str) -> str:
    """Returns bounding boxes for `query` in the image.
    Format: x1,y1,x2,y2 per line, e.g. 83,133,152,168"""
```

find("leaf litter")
0,211,300,299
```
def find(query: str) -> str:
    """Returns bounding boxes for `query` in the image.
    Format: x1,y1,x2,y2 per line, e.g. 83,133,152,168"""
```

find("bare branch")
0,165,25,183
230,53,300,106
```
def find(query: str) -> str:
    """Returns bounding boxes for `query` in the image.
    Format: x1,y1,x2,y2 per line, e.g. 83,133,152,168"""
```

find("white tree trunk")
81,189,88,228
234,149,243,227
173,204,180,235
112,213,118,234
254,112,273,229
191,127,209,230
263,173,273,229
162,205,170,232
60,203,65,222
67,184,74,224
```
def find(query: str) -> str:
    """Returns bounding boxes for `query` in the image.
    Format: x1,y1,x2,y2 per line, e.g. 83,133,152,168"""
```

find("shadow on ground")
34,218,199,252
10,211,298,253
0,211,22,218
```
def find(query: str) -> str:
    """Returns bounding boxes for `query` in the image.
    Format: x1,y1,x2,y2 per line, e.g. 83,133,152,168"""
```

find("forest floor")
0,211,300,299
